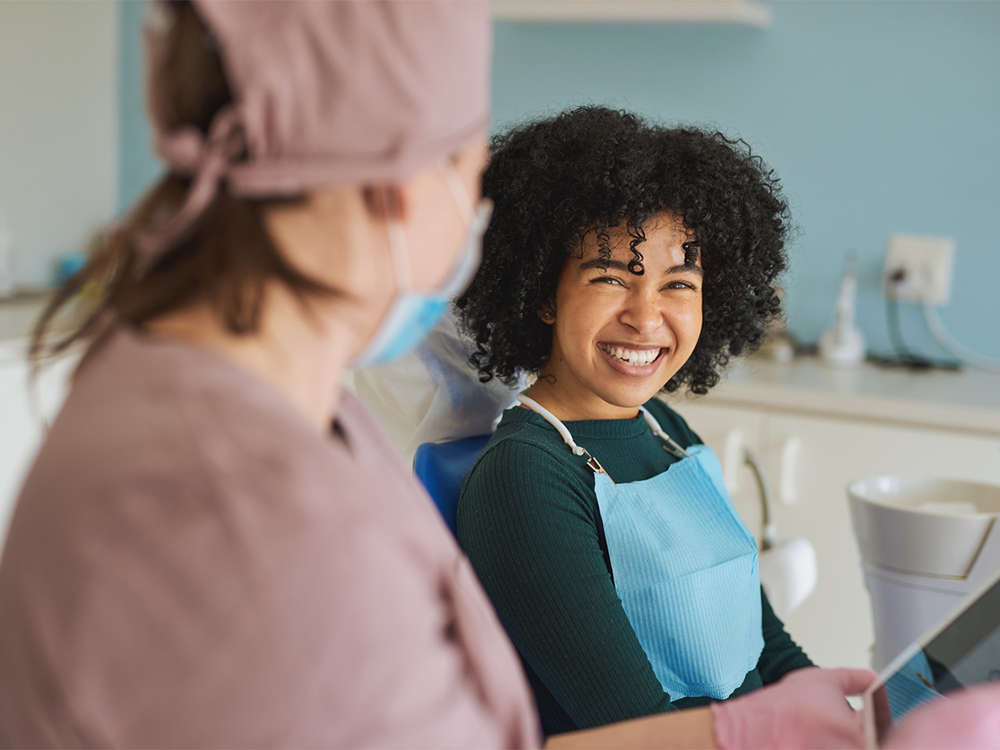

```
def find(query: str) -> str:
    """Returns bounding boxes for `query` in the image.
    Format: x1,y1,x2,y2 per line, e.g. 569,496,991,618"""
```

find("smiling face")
526,212,703,421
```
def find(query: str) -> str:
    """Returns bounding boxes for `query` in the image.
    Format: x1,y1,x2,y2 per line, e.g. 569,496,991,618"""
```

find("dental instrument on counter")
819,251,866,368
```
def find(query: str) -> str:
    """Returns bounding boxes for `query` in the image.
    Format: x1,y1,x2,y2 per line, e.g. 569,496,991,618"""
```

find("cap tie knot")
133,106,245,262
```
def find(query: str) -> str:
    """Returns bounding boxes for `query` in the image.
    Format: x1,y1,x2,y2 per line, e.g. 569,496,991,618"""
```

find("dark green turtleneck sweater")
457,398,812,736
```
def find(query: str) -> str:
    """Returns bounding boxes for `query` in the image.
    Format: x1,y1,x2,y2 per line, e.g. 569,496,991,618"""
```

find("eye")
664,280,698,291
590,276,625,287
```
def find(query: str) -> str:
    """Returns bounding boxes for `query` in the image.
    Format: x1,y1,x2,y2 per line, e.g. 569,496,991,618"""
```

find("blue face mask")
353,167,492,368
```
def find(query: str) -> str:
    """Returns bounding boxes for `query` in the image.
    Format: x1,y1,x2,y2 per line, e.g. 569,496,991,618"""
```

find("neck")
522,376,640,422
145,285,365,433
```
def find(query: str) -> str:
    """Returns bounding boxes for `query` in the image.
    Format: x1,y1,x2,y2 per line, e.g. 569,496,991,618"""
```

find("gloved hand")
882,682,1000,749
710,666,876,749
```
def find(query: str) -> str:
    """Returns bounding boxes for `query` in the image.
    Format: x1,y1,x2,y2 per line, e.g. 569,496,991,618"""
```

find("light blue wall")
119,2,1000,359
119,0,159,212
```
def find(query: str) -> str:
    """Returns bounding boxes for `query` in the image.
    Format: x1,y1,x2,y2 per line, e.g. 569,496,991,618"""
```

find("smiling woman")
536,212,703,421
455,105,811,737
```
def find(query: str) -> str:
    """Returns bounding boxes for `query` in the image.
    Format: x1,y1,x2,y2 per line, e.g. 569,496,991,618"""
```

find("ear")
362,184,408,223
537,302,555,324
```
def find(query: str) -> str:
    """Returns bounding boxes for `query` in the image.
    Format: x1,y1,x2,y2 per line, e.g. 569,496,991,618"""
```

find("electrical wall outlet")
884,234,955,305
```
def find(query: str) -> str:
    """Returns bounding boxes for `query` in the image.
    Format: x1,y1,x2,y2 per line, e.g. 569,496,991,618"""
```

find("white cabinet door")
671,399,768,542
763,412,1000,670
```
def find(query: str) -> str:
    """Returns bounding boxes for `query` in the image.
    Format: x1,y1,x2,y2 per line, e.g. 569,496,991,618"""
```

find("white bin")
848,476,1000,670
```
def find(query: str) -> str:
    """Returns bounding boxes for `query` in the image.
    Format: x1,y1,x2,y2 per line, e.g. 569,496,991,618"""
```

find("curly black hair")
455,105,791,395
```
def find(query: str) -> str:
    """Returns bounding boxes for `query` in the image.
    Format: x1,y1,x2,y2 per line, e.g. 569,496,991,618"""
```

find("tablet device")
863,567,1000,748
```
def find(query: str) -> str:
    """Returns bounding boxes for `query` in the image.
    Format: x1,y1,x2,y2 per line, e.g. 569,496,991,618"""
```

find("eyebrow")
578,258,705,277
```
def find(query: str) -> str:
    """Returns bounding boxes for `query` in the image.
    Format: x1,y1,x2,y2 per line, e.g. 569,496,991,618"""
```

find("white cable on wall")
923,303,1000,374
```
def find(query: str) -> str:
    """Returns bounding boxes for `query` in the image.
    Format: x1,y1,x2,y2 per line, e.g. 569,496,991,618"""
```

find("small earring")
539,308,554,323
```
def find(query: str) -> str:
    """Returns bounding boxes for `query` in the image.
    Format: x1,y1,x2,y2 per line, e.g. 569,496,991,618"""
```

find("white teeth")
602,344,660,366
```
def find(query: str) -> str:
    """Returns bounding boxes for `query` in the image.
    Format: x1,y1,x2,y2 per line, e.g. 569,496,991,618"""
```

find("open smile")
598,343,665,369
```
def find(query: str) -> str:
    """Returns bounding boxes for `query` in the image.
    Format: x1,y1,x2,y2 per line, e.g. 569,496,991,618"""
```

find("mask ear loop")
388,164,468,296
385,214,413,294
440,163,474,221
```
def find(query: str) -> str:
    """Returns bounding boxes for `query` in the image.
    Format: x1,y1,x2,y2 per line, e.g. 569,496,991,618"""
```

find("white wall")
0,0,118,288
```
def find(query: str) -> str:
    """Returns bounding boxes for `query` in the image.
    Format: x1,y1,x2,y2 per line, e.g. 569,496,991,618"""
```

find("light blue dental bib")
594,443,763,700
518,396,764,702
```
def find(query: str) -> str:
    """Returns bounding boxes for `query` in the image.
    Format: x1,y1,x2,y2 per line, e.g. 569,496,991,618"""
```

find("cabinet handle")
723,428,745,493
780,437,802,506
744,447,777,550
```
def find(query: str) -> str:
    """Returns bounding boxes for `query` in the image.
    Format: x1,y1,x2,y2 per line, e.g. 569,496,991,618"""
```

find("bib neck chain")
516,394,689,480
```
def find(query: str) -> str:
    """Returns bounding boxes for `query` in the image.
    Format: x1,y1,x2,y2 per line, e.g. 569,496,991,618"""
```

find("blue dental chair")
413,434,491,535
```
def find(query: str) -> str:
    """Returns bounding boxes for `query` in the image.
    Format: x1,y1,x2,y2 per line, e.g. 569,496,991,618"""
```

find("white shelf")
490,0,773,28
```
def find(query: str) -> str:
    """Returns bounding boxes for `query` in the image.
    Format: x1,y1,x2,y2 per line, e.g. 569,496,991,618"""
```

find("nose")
619,290,664,336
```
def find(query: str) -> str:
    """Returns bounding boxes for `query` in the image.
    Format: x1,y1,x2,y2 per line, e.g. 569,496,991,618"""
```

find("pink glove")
882,682,1000,750
711,666,877,750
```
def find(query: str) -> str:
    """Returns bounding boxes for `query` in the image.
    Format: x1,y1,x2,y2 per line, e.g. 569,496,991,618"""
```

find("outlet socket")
884,234,955,305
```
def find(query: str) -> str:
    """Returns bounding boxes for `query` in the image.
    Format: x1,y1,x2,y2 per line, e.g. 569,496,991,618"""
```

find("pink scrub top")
0,325,538,748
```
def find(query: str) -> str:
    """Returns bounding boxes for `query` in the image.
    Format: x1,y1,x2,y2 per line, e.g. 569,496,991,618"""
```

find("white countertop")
688,355,1000,437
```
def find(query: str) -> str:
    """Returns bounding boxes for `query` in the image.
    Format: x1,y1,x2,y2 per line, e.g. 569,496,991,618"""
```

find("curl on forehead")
576,212,701,277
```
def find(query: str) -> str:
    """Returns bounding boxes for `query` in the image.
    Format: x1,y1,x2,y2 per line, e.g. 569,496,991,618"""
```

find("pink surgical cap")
137,0,491,257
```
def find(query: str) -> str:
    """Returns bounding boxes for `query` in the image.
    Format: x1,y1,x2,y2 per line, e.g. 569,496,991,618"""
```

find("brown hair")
31,1,336,362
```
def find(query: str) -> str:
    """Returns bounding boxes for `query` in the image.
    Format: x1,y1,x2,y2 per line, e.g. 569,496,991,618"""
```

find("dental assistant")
0,2,535,745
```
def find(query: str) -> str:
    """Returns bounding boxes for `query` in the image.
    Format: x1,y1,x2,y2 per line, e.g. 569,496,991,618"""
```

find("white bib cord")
639,406,690,459
517,394,617,488
517,395,583,454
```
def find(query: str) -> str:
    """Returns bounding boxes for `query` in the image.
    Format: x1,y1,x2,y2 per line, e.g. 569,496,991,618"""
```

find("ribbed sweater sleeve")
757,586,814,683
458,435,676,730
